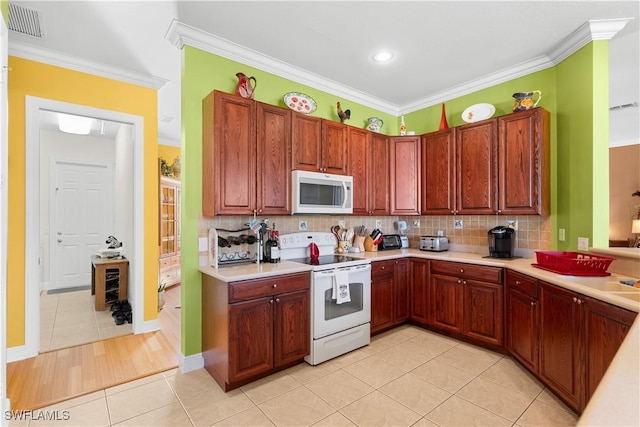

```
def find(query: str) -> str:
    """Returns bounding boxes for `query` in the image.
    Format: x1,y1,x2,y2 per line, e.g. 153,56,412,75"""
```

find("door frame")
49,159,114,291
23,96,145,359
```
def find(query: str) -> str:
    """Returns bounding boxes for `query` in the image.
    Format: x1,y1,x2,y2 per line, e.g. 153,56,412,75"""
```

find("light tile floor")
15,325,579,426
40,288,132,352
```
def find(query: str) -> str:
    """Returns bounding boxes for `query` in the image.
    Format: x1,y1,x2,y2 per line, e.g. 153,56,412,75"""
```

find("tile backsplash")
199,214,551,255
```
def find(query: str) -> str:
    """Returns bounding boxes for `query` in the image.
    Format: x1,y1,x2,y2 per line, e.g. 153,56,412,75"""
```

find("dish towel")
332,270,351,304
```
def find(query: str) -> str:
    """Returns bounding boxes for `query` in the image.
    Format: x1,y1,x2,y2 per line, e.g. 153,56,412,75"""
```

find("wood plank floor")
7,285,182,410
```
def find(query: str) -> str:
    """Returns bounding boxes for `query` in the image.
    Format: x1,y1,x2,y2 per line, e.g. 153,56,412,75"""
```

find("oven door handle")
312,264,371,279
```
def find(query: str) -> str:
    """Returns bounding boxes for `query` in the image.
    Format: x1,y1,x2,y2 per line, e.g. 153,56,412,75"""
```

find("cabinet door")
429,274,463,334
274,290,310,367
369,133,390,215
410,258,430,324
393,259,410,323
229,297,273,383
371,262,394,334
539,281,582,411
463,279,503,346
421,129,455,215
322,120,348,175
583,296,636,408
348,127,370,215
455,119,497,215
389,136,421,215
256,102,292,215
160,180,177,256
204,91,256,216
505,271,539,373
498,108,550,215
291,113,322,172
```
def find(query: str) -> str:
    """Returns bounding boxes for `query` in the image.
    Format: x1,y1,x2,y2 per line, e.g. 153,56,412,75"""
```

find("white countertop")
200,248,640,425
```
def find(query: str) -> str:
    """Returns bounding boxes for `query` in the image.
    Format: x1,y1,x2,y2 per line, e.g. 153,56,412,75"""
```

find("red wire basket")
533,251,616,276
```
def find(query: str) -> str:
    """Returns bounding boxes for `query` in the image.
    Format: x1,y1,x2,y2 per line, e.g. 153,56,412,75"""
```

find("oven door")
311,264,371,339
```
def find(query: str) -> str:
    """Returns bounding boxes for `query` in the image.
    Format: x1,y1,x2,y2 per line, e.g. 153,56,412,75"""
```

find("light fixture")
58,113,93,135
632,219,640,248
372,51,393,63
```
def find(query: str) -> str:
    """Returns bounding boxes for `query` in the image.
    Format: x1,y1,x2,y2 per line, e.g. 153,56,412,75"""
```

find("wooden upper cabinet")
256,102,292,215
291,113,322,172
498,108,550,215
203,90,256,216
369,132,390,215
455,119,498,215
389,136,421,215
421,129,455,215
348,129,389,216
291,114,348,174
322,120,348,175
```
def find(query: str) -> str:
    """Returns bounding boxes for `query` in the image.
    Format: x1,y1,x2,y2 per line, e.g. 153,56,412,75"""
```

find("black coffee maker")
488,226,515,258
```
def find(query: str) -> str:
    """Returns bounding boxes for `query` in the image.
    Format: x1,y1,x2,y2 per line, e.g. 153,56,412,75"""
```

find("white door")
52,161,113,289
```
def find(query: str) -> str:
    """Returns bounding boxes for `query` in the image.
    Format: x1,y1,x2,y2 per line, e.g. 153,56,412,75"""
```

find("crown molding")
165,19,399,115
547,18,633,64
9,41,168,90
170,17,632,116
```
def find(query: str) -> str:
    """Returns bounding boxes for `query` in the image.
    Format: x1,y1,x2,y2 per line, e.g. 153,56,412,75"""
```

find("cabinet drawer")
159,257,172,269
505,270,537,298
372,259,395,275
160,268,178,283
229,272,309,303
170,256,180,266
431,260,502,284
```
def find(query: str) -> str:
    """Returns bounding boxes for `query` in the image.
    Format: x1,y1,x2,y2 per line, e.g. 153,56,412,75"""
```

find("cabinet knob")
463,280,467,285
269,299,274,304
460,269,464,273
381,266,385,270
531,301,536,306
272,284,277,288
573,297,577,303
275,298,280,303
515,280,521,285
457,279,462,284
577,298,583,305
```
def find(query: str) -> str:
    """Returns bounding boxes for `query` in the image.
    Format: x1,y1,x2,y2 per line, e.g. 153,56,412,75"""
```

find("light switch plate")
198,237,208,252
298,220,308,231
454,219,463,229
413,220,420,227
578,237,589,251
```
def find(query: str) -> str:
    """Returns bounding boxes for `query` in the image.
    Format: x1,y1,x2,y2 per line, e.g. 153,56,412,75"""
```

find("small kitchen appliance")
280,232,371,365
378,234,403,251
420,236,449,252
488,226,516,258
397,220,410,248
291,170,353,215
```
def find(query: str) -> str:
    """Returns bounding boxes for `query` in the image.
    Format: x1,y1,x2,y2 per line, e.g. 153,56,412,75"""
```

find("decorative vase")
512,90,542,111
158,291,166,311
172,157,181,178
439,103,449,130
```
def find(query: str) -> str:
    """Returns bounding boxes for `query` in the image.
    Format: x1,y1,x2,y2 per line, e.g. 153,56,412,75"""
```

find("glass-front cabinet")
160,176,181,287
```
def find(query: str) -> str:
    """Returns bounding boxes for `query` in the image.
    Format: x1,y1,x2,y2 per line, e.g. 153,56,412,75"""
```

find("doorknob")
57,232,62,235
57,239,62,243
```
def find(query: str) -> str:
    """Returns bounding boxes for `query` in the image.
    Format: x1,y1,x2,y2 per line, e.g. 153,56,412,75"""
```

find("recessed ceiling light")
372,51,393,63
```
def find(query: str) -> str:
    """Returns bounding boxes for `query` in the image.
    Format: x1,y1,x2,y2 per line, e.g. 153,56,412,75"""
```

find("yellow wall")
158,144,180,165
7,56,159,347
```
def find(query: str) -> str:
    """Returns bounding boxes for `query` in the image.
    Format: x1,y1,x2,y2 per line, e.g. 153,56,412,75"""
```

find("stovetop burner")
288,255,362,266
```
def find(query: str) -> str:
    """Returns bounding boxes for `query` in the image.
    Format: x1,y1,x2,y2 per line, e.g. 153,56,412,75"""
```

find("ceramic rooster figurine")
235,72,257,99
337,102,351,123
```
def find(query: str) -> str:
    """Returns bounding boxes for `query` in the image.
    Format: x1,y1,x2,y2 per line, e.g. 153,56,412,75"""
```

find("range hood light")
58,113,93,135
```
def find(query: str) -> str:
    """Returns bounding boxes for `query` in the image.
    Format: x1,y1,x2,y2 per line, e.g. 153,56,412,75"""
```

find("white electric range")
280,232,371,365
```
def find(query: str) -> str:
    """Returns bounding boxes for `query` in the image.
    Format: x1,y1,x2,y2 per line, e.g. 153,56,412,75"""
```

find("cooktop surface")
287,255,363,266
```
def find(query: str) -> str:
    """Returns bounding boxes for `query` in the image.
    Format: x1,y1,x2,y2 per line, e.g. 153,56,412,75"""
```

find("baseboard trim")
179,352,204,373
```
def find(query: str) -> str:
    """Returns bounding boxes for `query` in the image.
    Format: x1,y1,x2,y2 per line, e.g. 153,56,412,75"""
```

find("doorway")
23,97,145,359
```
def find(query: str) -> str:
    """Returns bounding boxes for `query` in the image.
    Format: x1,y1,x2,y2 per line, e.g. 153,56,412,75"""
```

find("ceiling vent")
8,3,44,39
609,102,638,111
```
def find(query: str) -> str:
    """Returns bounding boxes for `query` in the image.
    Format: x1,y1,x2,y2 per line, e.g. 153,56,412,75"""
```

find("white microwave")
292,170,353,214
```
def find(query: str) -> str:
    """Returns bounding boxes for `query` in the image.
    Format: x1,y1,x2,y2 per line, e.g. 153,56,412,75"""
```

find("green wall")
181,43,607,358
556,41,610,250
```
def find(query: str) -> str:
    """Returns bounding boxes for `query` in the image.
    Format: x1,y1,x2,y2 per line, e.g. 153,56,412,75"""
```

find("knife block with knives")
365,228,383,252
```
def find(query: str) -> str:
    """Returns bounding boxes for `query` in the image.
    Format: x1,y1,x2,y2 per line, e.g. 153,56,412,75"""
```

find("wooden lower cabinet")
371,259,410,334
525,279,637,413
505,270,539,373
410,258,430,324
429,261,503,346
202,272,309,391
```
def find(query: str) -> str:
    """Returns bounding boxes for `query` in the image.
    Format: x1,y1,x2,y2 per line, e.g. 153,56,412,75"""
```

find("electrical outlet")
198,237,208,251
559,228,566,241
506,220,518,230
298,220,307,231
454,219,463,229
375,219,382,228
413,220,420,227
578,237,589,251
338,220,345,228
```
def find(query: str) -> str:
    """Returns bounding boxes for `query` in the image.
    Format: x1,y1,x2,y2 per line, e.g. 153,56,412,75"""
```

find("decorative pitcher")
512,90,542,111
367,117,384,133
235,72,257,99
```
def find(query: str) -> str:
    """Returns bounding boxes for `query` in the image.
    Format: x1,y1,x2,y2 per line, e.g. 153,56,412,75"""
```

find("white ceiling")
8,1,640,146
